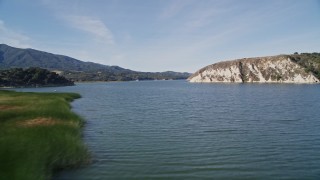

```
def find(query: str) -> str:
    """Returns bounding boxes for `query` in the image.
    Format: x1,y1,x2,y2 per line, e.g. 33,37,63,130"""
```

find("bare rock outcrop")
188,55,319,83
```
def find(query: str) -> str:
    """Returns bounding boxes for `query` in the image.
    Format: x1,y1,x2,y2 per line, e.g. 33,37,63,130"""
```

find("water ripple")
23,81,320,179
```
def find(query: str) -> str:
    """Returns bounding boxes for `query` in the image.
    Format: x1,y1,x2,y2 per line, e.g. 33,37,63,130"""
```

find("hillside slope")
188,54,320,84
0,44,190,81
0,44,130,73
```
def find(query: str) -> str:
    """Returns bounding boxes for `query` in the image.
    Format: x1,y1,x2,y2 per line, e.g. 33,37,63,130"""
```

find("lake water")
14,81,320,179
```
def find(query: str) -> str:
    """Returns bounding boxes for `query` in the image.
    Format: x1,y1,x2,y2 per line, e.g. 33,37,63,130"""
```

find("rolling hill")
0,44,190,81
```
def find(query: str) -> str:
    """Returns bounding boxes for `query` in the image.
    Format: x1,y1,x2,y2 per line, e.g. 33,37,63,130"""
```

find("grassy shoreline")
0,90,88,180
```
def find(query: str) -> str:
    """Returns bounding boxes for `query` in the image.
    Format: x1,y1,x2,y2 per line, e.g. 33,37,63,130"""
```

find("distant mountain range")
0,44,190,81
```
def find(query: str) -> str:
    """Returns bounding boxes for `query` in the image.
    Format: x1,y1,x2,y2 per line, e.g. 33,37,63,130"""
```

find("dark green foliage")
0,44,191,81
289,52,320,79
0,67,74,87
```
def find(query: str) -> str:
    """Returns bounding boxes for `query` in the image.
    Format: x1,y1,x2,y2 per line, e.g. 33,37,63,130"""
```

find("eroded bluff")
188,55,319,83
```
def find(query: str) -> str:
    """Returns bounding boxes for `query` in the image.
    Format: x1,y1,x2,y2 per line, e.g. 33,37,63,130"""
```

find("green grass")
0,90,88,180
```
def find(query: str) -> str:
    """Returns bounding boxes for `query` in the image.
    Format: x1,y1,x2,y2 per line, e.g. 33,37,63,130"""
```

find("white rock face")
188,55,320,84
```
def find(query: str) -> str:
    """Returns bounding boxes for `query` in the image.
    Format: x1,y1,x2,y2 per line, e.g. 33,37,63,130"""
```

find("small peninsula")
0,67,74,88
188,53,320,84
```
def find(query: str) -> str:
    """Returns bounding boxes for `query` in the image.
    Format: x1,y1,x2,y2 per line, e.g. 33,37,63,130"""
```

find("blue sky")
0,0,319,72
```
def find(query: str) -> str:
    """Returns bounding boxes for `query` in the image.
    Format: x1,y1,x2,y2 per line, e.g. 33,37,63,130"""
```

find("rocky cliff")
188,55,320,83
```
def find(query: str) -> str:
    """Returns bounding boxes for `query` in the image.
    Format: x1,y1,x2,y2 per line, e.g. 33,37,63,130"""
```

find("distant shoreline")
0,84,75,89
74,78,185,83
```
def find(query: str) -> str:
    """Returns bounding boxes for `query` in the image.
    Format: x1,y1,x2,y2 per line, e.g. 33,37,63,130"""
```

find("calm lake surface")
15,81,320,179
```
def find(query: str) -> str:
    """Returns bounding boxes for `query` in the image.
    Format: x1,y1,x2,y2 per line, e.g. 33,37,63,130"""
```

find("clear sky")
0,0,319,72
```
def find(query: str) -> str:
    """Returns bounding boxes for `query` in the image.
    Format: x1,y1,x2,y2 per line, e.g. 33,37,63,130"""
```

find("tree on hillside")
0,67,74,87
